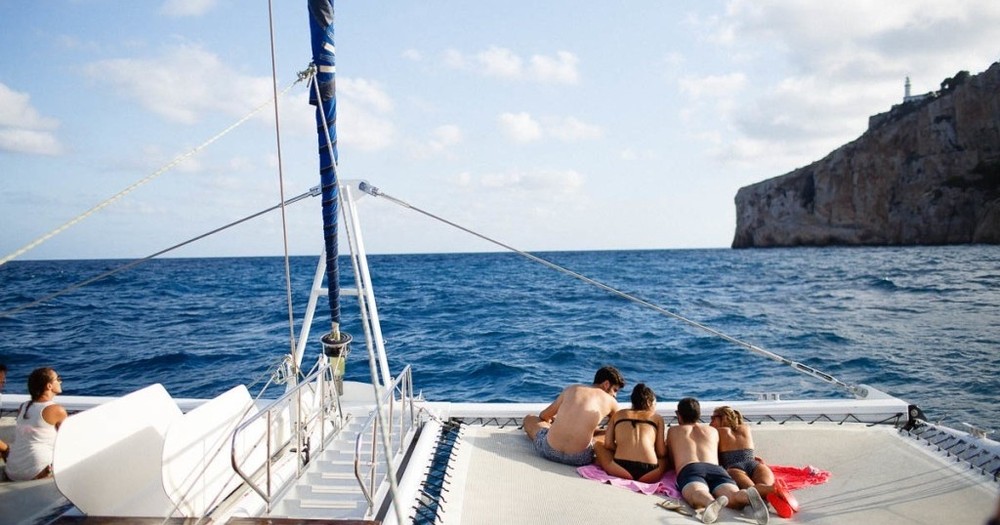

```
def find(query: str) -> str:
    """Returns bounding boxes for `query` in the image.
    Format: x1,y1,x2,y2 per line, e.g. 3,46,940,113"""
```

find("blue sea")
1,246,998,432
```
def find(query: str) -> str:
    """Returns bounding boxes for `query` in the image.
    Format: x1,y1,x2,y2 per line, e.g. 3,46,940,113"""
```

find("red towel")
770,464,831,491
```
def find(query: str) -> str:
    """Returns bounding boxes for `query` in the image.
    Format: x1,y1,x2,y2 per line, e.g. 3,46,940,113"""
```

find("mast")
308,0,352,379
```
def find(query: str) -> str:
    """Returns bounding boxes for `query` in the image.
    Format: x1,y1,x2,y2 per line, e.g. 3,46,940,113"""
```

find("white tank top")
4,400,57,481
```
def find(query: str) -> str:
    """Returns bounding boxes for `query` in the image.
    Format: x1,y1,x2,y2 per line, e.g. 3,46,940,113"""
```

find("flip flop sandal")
657,498,695,516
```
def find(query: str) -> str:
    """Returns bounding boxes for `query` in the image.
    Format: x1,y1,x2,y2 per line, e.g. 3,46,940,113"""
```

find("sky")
2,1,999,260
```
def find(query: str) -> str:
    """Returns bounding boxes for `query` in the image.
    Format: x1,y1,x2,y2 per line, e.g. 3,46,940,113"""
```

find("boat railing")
230,359,345,511
354,365,417,514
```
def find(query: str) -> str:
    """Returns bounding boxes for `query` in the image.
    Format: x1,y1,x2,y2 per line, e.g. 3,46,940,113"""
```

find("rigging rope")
0,187,320,319
0,77,304,268
266,0,301,371
357,182,867,398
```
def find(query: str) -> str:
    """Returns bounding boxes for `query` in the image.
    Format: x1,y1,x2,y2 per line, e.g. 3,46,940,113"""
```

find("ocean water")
1,246,998,432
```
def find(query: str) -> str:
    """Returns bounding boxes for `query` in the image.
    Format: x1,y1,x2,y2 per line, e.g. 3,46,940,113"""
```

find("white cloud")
0,83,60,130
443,48,466,69
682,0,1000,170
499,112,542,143
402,49,422,61
338,78,393,113
428,125,462,151
678,73,746,99
407,124,463,159
84,44,273,125
663,52,686,67
530,51,579,85
619,148,658,161
83,44,397,152
544,116,602,141
160,0,218,17
477,46,523,79
0,82,62,155
498,112,602,143
0,129,63,156
336,78,396,152
447,47,581,85
470,168,584,194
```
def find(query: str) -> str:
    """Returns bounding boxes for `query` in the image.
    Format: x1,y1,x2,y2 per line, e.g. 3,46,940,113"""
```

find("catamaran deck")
4,395,999,524
433,422,997,524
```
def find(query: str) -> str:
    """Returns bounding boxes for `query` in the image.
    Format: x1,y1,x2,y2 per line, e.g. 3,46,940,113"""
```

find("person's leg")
692,483,730,525
682,482,716,510
727,467,754,489
594,443,632,479
747,463,778,500
701,495,729,524
714,483,742,508
752,462,775,486
522,414,549,441
718,485,769,525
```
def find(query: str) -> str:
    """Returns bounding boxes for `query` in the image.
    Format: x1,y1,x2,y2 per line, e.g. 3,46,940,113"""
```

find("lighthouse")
902,76,927,103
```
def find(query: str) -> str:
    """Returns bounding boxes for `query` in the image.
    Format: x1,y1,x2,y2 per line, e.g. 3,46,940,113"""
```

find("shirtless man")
666,397,769,524
523,366,624,466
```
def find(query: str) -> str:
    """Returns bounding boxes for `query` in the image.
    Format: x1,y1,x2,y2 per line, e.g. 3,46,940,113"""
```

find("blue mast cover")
308,0,341,328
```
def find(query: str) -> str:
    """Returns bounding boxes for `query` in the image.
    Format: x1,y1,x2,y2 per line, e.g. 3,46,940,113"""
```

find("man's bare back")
542,384,618,453
523,366,625,466
667,422,721,473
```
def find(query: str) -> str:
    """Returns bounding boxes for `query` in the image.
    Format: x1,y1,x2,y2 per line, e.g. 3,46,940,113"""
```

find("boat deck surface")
441,423,997,524
4,403,999,524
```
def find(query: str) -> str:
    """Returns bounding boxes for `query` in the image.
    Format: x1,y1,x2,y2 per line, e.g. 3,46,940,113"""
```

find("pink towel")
576,464,682,499
577,463,830,497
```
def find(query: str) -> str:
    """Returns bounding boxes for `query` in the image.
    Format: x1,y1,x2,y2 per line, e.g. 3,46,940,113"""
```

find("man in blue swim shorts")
665,397,770,524
523,366,624,467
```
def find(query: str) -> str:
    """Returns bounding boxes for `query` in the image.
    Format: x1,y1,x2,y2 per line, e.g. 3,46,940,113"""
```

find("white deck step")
266,416,386,520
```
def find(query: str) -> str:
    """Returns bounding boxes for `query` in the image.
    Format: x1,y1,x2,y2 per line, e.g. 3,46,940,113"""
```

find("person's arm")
663,427,675,471
538,390,564,423
654,415,667,458
596,411,633,479
604,411,618,452
43,404,68,430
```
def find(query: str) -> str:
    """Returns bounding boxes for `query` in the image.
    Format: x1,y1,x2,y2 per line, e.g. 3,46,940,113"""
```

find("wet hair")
630,383,655,410
713,406,743,429
677,397,701,423
27,367,57,399
0,363,7,373
594,366,625,389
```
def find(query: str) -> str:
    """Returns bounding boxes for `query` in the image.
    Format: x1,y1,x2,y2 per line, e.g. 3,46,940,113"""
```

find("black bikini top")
614,417,657,430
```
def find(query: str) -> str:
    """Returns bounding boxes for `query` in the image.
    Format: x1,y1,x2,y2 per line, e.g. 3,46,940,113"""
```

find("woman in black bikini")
597,383,667,482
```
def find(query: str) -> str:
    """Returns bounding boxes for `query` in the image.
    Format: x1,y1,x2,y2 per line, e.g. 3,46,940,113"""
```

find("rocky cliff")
732,62,1000,248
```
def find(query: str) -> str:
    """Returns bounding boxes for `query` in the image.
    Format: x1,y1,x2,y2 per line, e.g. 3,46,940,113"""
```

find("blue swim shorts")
533,428,594,466
676,462,739,493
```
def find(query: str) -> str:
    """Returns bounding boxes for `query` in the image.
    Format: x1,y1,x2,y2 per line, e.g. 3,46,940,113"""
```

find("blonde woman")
711,406,798,517
710,406,774,488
